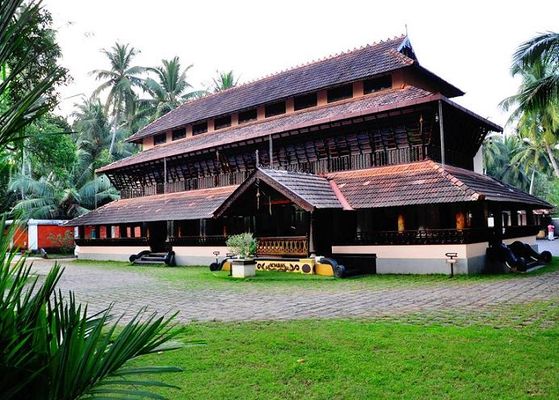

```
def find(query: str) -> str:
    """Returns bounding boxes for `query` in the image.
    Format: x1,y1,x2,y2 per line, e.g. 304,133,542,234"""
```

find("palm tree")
72,97,134,187
90,42,146,154
483,134,531,192
212,70,238,92
8,172,118,219
511,31,559,109
143,56,206,119
502,61,559,179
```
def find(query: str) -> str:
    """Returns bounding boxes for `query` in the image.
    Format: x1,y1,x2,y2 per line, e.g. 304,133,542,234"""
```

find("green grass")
136,315,559,399
69,257,559,292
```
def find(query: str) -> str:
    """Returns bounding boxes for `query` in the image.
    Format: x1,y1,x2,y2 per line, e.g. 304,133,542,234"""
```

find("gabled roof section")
98,86,436,174
327,160,552,209
68,185,237,226
128,35,415,143
214,168,343,217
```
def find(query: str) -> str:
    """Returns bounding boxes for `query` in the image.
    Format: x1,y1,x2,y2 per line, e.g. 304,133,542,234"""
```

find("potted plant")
226,233,258,278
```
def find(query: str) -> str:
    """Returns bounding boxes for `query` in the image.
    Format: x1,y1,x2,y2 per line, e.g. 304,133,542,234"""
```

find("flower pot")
231,259,256,278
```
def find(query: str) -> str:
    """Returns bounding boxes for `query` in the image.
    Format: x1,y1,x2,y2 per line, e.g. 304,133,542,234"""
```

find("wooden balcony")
120,146,427,199
346,228,492,245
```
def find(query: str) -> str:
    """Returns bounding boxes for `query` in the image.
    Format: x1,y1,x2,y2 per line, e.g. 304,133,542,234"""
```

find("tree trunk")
545,142,559,178
529,168,536,195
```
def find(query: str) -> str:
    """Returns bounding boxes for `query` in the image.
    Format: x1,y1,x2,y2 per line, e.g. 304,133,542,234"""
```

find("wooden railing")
256,236,308,257
120,146,427,199
346,228,492,245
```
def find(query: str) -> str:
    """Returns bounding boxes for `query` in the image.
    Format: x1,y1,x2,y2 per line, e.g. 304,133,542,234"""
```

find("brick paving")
29,259,559,325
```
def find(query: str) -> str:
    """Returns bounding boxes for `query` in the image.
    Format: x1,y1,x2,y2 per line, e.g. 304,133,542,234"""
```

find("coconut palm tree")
8,172,118,219
511,31,559,109
212,70,238,92
143,56,206,119
90,42,146,154
71,97,134,187
483,134,531,192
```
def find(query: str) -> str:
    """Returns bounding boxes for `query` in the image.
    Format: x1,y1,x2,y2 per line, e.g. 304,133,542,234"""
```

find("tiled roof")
214,168,343,217
257,168,342,209
67,185,237,226
98,86,436,173
128,36,417,142
327,160,552,209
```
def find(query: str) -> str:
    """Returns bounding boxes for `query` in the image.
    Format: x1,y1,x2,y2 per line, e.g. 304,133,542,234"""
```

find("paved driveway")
29,259,559,325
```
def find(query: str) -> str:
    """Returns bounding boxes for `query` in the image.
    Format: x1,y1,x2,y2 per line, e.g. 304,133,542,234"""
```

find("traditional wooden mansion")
70,36,552,275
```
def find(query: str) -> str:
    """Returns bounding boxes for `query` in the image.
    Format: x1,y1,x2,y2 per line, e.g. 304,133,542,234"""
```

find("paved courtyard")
28,256,559,326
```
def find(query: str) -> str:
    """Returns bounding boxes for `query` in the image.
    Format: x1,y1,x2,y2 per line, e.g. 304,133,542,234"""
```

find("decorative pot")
231,259,256,278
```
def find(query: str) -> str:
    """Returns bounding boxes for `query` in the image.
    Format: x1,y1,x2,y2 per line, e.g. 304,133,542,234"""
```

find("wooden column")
308,211,316,256
438,100,445,166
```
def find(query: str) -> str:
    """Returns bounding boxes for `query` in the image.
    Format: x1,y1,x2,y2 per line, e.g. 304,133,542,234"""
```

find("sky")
45,0,559,131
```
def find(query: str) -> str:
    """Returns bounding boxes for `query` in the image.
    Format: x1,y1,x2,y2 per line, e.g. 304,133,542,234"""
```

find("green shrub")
226,232,258,259
0,217,182,399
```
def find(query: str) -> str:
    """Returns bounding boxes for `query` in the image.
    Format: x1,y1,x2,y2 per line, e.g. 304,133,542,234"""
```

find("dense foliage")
0,219,182,399
2,5,239,219
484,31,559,209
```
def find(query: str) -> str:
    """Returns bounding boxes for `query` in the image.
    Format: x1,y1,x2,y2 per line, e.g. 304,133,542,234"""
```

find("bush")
0,218,183,399
226,232,258,259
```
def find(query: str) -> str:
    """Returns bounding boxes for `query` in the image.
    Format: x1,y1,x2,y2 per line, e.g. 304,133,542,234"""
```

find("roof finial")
405,24,408,37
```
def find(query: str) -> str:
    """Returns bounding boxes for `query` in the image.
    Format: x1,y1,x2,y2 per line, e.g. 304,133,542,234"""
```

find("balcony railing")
256,236,308,257
120,146,427,199
344,228,492,245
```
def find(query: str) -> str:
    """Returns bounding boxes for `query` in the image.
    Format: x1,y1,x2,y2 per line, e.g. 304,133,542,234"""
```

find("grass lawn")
137,317,559,399
71,257,559,292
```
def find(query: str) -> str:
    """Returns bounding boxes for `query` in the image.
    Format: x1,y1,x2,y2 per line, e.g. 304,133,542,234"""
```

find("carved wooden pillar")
308,211,316,256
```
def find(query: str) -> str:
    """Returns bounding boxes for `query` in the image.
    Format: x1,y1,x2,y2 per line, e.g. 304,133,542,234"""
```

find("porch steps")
131,252,172,265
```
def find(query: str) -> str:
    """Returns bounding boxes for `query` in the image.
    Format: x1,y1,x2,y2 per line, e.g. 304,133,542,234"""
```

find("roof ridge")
430,162,480,200
129,35,408,142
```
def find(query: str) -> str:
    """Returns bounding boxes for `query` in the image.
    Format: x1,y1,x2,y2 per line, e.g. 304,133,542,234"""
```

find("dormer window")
192,122,208,136
214,115,232,130
364,75,392,94
172,128,186,140
294,93,317,111
327,84,353,103
265,101,286,117
154,133,166,145
238,109,257,124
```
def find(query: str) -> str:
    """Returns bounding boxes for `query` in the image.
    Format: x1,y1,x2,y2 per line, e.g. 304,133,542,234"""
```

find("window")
154,133,167,145
294,93,317,110
364,75,392,94
265,101,286,117
172,127,186,140
238,109,257,124
327,84,353,103
214,115,232,130
192,122,208,135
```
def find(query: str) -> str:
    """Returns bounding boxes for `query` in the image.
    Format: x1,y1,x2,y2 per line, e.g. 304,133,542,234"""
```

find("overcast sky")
45,0,558,130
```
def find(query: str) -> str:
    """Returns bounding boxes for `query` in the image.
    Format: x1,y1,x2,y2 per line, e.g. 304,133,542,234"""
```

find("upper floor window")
192,121,208,136
154,133,167,145
364,75,392,94
294,93,317,111
214,115,232,130
265,101,286,118
172,128,186,140
238,109,257,124
327,84,353,103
